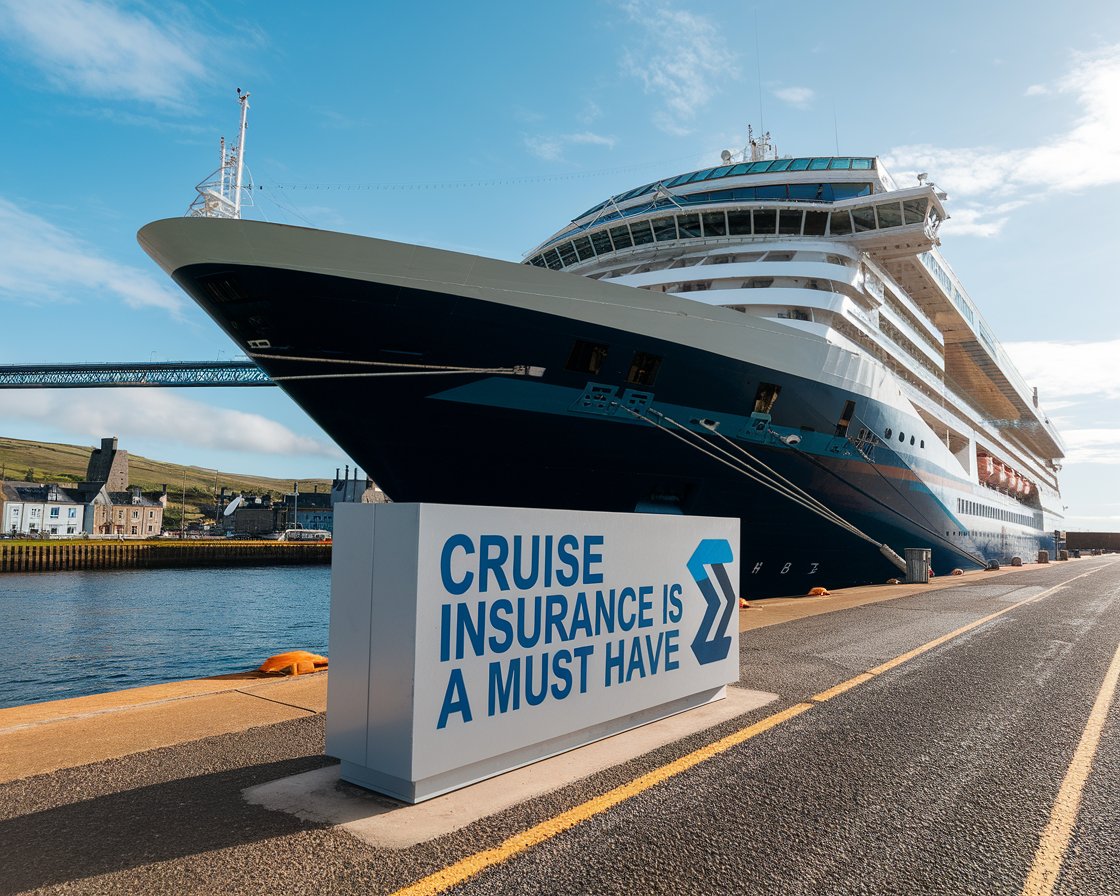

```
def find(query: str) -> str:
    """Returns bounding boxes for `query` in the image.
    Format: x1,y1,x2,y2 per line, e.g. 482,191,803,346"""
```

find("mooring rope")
248,352,541,381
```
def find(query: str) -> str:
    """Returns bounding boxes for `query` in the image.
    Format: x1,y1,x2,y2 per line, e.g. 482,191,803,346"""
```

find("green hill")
0,435,334,529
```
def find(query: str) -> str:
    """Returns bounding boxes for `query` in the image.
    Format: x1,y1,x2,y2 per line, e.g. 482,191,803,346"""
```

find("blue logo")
687,539,736,665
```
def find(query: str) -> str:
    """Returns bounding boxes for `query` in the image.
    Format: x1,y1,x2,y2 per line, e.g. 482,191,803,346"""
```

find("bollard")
1038,550,1049,564
1058,549,1069,561
904,547,931,584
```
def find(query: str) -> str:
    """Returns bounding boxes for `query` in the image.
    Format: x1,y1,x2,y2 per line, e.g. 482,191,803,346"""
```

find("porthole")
910,435,915,445
920,440,925,449
899,432,905,443
885,428,892,439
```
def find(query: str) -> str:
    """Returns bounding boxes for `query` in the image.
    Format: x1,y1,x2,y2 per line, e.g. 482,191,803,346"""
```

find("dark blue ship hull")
172,260,1042,597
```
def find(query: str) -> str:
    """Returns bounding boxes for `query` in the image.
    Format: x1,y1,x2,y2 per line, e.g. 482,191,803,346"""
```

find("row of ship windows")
956,498,1038,527
565,182,876,237
528,199,932,271
578,157,876,218
883,427,926,450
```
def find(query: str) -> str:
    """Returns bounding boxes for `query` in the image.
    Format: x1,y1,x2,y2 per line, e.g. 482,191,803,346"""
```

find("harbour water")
0,565,330,709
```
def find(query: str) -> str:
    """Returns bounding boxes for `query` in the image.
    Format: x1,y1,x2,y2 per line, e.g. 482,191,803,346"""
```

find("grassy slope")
0,436,333,527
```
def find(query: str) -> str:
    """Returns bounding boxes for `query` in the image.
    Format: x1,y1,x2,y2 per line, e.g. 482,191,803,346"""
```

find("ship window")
753,210,777,234
836,400,856,436
779,210,803,234
200,273,249,305
830,211,852,235
630,221,655,245
910,435,916,445
852,159,873,170
899,431,905,443
804,211,828,236
753,382,781,415
788,158,811,171
788,184,819,201
558,242,578,266
903,199,927,224
710,165,733,179
677,213,701,238
627,352,662,386
687,168,716,183
920,440,925,448
729,163,750,176
591,230,613,256
653,217,678,241
529,255,547,267
665,173,692,187
727,210,752,235
756,185,787,200
749,161,773,173
809,158,831,170
573,236,595,261
876,203,902,228
851,208,876,233
609,224,633,250
566,340,609,375
769,158,793,171
885,427,892,439
829,158,852,169
544,249,563,270
702,211,727,236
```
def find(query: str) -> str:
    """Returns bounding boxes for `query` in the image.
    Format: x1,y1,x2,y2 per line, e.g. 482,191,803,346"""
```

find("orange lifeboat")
977,453,994,480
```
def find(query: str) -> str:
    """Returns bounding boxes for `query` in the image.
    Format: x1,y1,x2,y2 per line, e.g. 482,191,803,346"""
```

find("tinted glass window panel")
630,221,655,245
545,249,564,270
653,217,678,241
748,161,773,173
851,208,876,232
591,230,613,255
627,351,662,386
809,158,831,170
779,210,803,234
710,165,733,179
687,168,716,183
666,174,693,187
756,185,788,200
558,242,578,265
769,158,793,171
753,209,777,234
851,159,873,170
828,158,852,169
876,203,902,228
729,163,750,176
530,255,547,267
573,235,595,260
804,211,828,235
788,184,819,201
566,340,609,374
702,211,727,236
677,213,701,238
831,183,873,200
727,210,753,235
609,225,633,249
788,158,811,171
830,211,852,235
732,187,758,201
903,199,928,224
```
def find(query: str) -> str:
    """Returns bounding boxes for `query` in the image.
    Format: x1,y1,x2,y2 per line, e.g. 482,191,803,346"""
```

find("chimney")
102,437,118,452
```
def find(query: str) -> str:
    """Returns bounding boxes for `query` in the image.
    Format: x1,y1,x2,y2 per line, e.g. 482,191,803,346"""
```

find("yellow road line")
1021,640,1120,896
392,702,814,896
392,565,1107,896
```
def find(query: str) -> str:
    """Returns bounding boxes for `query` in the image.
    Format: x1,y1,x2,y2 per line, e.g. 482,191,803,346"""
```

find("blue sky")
0,0,1117,531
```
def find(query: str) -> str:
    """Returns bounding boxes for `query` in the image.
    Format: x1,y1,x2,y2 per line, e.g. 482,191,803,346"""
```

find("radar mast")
188,89,253,219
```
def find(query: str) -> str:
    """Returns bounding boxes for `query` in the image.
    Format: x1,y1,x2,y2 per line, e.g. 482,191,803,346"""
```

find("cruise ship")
138,102,1065,597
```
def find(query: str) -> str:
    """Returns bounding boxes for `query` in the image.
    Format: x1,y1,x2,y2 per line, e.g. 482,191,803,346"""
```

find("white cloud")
524,131,616,162
0,197,184,315
1061,429,1120,465
618,1,737,136
0,0,208,107
773,86,814,108
1003,338,1120,401
0,390,335,458
884,44,1120,235
1024,83,1049,96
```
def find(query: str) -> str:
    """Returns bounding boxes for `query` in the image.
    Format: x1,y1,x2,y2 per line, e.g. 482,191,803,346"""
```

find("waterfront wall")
0,540,330,573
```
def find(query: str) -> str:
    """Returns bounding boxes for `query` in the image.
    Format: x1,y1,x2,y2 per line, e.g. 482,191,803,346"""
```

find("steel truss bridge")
0,361,275,388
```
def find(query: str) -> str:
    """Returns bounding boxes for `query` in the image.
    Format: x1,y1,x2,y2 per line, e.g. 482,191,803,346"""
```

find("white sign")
326,504,739,803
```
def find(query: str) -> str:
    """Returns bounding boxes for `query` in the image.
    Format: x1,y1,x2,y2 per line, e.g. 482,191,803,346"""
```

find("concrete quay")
2,557,1118,894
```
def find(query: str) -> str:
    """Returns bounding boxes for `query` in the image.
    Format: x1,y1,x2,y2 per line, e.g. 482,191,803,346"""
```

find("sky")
0,0,1117,530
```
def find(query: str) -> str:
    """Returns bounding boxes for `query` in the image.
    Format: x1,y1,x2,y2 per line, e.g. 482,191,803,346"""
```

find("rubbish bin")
905,547,931,584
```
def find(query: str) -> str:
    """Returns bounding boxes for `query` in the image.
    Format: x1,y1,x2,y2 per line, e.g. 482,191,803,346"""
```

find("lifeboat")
1014,474,1025,494
1022,480,1033,497
996,464,1009,488
977,453,995,481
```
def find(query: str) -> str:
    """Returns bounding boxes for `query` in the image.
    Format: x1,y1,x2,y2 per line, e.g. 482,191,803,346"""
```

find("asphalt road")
3,556,1117,895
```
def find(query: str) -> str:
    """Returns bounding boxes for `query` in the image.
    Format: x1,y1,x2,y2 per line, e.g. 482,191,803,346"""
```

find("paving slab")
243,685,776,848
